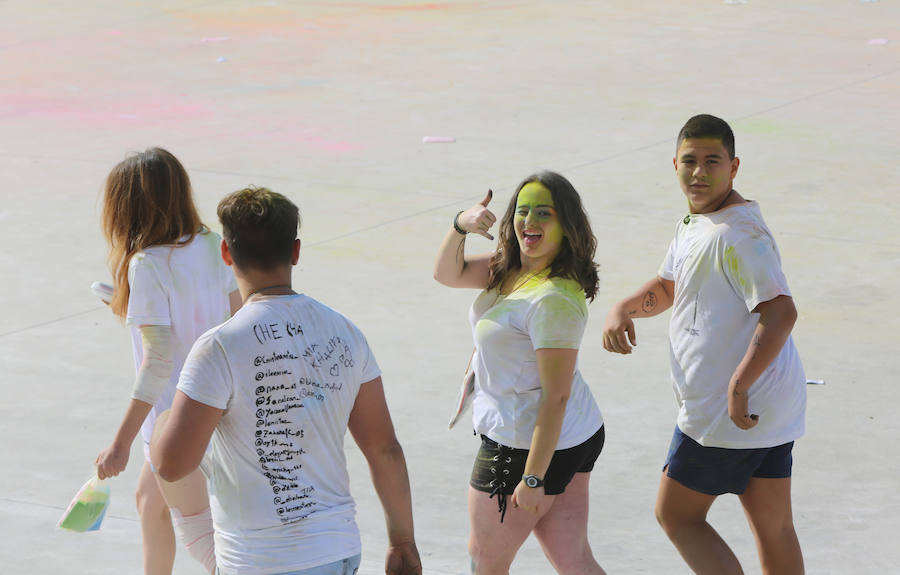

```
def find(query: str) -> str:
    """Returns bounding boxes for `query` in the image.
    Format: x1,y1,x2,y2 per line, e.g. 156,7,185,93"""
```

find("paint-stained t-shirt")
178,294,380,574
125,230,236,450
659,201,806,448
469,271,603,450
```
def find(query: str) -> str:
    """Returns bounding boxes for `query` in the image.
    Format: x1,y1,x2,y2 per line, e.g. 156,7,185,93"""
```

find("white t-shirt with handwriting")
469,273,603,450
659,201,806,448
178,294,380,575
125,230,236,452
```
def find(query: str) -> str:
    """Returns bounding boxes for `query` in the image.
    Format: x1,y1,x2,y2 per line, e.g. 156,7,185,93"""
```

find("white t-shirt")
469,272,603,450
178,294,381,575
125,230,236,450
659,201,806,448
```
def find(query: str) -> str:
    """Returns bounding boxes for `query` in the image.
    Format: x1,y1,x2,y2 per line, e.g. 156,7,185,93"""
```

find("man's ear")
291,238,301,265
221,239,234,266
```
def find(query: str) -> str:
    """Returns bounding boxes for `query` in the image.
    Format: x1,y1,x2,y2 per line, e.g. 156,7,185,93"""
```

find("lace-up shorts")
470,426,605,497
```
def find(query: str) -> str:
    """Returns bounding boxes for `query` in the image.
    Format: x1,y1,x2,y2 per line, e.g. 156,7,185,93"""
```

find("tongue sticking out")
524,233,542,247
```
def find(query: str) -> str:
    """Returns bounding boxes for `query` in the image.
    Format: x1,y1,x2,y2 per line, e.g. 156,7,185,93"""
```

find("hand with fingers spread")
456,190,497,240
602,304,637,354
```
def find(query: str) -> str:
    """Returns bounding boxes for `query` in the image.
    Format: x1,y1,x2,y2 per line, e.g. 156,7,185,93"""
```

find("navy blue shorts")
663,426,793,496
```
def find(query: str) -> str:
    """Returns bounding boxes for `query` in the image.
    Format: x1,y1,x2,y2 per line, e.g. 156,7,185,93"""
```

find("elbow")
157,460,188,482
543,391,571,409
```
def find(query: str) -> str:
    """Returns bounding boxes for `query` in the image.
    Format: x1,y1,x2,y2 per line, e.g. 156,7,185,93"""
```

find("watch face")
525,475,539,488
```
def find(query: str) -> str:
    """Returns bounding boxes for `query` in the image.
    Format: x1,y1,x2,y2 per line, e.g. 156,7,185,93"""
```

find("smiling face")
674,137,740,214
514,181,565,270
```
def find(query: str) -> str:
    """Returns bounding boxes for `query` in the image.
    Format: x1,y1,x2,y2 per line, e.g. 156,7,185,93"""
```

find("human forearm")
728,295,797,428
731,295,797,394
614,276,674,319
112,399,153,447
96,398,153,479
603,276,673,354
433,227,469,286
367,442,416,545
524,392,568,478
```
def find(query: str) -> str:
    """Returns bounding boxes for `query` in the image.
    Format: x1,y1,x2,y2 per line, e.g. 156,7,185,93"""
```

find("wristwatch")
522,474,544,489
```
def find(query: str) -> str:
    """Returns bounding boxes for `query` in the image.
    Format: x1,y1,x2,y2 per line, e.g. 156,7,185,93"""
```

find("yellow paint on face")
515,182,564,246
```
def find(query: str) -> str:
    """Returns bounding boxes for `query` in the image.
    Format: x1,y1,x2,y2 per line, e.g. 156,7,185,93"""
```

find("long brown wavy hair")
101,148,203,319
487,171,599,301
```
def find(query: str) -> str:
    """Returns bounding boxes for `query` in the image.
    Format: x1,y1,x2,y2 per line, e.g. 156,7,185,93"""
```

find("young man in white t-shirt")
153,187,422,575
602,115,806,575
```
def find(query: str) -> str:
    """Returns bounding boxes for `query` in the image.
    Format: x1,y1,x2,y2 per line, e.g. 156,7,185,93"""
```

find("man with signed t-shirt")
154,187,421,575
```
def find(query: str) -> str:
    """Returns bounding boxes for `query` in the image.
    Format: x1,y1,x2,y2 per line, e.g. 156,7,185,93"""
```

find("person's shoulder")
535,277,588,311
723,201,775,242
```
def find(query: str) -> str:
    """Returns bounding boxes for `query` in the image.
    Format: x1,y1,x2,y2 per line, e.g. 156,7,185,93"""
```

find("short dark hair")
217,187,300,270
488,171,599,301
677,114,735,159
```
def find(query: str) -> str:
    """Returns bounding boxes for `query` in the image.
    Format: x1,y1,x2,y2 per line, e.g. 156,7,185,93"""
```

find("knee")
135,482,168,520
467,539,507,575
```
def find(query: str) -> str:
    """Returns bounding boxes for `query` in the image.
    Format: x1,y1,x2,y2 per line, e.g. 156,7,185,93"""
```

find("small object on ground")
806,379,826,385
423,136,456,144
216,56,227,63
868,38,889,45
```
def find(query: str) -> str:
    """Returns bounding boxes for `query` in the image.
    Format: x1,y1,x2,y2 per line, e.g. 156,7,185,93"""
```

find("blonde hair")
101,148,203,319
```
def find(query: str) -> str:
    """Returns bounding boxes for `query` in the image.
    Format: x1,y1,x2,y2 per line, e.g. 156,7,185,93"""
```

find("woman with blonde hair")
94,147,239,574
434,171,607,574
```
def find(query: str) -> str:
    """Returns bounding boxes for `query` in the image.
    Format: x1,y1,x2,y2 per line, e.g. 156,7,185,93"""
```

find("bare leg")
532,473,605,575
655,473,743,575
467,487,550,575
136,461,175,575
739,477,804,575
151,410,216,574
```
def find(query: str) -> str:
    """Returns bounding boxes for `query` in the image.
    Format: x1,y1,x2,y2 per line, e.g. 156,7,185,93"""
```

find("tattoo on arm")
628,309,637,315
641,291,657,313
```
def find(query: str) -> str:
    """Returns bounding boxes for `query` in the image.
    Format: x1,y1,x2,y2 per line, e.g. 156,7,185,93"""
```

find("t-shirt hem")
532,341,580,351
126,315,171,327
216,543,362,575
178,385,228,410
684,426,804,450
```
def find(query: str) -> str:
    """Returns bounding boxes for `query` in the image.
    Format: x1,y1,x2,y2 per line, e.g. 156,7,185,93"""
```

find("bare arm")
433,191,496,289
96,324,174,479
510,348,577,514
602,276,675,354
96,399,152,479
727,295,798,430
153,391,223,481
348,377,422,575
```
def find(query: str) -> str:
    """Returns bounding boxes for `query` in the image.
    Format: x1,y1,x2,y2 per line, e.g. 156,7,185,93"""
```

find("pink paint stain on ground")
268,127,367,155
0,94,214,128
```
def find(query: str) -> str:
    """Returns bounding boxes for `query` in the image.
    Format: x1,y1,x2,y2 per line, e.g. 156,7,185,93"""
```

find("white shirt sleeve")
351,325,381,385
658,236,677,281
526,291,587,350
126,253,171,326
722,235,792,313
177,332,233,410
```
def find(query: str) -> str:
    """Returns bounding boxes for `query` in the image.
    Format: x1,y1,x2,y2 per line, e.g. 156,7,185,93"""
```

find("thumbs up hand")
456,190,497,240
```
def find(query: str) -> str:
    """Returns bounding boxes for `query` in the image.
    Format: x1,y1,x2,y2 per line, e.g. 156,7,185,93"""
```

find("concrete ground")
1,1,897,573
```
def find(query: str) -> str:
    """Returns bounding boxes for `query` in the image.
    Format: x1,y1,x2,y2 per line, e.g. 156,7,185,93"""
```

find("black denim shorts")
470,425,605,520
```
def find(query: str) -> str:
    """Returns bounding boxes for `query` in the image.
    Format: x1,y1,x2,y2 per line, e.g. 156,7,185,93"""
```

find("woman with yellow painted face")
434,171,607,574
